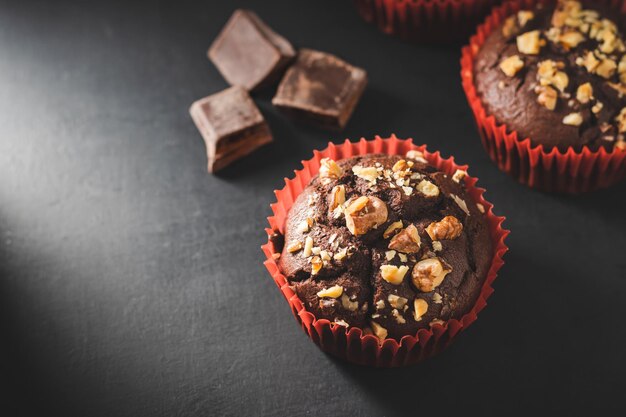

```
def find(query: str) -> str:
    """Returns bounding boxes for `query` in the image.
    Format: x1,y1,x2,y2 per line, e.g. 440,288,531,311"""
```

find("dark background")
1,0,624,415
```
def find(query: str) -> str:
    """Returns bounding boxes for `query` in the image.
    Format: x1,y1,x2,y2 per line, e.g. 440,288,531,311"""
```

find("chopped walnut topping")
388,294,408,309
352,165,379,183
537,60,568,92
341,294,358,311
452,169,467,183
413,299,428,322
518,11,534,27
433,293,443,304
388,224,421,253
370,321,387,341
411,258,452,292
576,82,593,104
317,285,343,298
333,247,348,261
385,250,396,261
380,264,409,285
392,159,408,172
432,241,443,252
426,216,463,241
375,299,385,310
302,236,314,257
517,30,542,55
536,85,558,110
287,241,303,253
563,112,583,126
576,51,600,73
329,185,346,212
392,309,406,324
499,55,524,77
345,196,388,235
559,30,585,49
596,59,617,78
502,16,517,38
383,221,403,239
319,158,342,182
405,150,428,164
615,108,626,133
416,180,440,197
592,102,604,114
476,203,485,213
310,256,322,275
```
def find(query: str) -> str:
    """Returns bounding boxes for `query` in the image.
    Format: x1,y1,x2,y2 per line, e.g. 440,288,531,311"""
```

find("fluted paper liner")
461,0,626,193
353,0,501,43
262,136,509,367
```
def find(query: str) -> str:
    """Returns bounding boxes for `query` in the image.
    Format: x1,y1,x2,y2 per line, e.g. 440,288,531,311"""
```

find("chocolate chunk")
189,86,273,173
272,49,367,131
209,9,296,92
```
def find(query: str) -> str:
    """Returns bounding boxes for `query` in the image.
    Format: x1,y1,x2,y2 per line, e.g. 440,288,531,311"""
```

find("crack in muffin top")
474,0,626,151
276,152,493,341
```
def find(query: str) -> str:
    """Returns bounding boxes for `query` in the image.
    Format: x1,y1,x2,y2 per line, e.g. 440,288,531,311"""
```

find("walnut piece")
563,112,583,126
499,55,524,77
329,185,346,212
383,221,403,239
576,82,593,104
380,264,409,285
596,59,616,79
413,299,428,322
517,30,541,55
352,165,379,182
286,241,302,253
388,224,421,253
319,158,342,182
345,196,388,235
388,294,408,309
411,258,452,292
392,159,408,172
416,180,440,197
405,150,428,164
317,285,343,298
310,256,323,275
341,294,358,311
452,169,466,183
426,216,463,241
536,85,558,110
370,321,388,341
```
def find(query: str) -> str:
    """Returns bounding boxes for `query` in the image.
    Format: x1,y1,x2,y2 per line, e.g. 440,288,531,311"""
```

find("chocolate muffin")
474,0,626,151
276,152,493,341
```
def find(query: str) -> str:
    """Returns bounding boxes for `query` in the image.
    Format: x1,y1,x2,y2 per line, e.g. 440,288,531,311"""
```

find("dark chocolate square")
272,49,367,131
189,86,273,173
209,9,295,92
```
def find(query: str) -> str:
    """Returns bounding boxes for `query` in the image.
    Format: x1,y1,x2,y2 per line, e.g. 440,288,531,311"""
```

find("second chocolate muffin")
277,152,493,341
474,0,626,151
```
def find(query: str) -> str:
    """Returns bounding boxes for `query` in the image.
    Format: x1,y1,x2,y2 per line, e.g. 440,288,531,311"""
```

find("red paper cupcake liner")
461,0,626,193
353,0,501,43
262,135,509,367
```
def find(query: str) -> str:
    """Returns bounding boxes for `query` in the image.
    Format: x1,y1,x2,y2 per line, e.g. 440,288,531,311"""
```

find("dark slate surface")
0,0,625,415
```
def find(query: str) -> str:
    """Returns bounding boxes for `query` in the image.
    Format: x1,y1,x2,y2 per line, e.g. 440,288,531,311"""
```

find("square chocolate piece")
272,49,367,131
189,86,273,173
209,9,296,92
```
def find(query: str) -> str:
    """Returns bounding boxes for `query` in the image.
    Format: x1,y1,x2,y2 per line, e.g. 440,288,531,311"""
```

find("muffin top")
474,0,626,151
276,152,493,341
